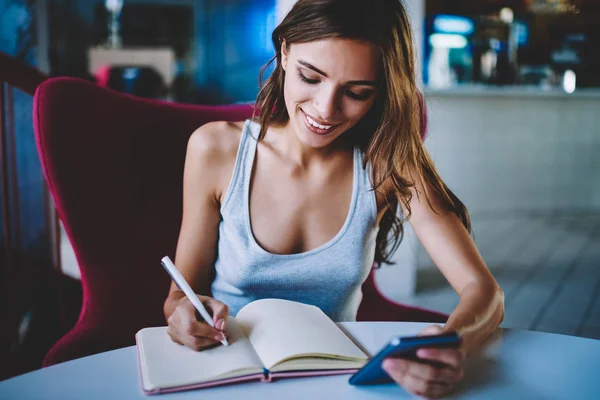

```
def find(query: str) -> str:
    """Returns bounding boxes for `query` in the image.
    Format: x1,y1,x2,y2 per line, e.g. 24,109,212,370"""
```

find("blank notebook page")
236,299,367,370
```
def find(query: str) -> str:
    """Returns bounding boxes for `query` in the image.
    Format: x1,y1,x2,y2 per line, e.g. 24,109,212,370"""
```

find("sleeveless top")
211,120,379,321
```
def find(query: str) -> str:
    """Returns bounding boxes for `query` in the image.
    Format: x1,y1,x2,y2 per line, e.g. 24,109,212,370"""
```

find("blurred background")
1,0,599,380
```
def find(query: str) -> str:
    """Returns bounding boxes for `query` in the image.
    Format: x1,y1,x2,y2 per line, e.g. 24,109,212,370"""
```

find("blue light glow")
246,3,278,56
514,21,529,45
429,34,468,49
433,15,474,35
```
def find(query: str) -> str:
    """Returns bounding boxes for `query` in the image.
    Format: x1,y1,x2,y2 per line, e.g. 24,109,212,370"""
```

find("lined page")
137,317,263,391
236,299,367,371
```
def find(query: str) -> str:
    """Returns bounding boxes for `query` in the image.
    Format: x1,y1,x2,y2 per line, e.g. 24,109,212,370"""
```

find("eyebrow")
297,60,378,87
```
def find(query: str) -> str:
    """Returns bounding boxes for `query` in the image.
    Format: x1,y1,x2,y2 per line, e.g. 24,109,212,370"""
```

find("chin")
301,136,334,149
295,122,337,148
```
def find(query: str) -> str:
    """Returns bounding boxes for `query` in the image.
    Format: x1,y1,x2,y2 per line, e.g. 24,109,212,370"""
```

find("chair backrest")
35,77,253,365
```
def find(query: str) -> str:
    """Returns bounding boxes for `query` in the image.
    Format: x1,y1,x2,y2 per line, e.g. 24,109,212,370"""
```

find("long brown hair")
255,0,471,264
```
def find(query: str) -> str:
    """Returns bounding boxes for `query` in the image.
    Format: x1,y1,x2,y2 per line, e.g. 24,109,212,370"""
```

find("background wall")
425,91,600,214
377,89,600,298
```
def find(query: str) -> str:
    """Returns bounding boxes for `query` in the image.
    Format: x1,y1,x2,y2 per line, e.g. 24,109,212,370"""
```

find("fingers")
417,347,465,370
383,356,464,399
383,358,462,384
166,296,229,351
384,365,454,399
399,373,453,399
418,325,444,336
167,323,220,351
202,297,230,331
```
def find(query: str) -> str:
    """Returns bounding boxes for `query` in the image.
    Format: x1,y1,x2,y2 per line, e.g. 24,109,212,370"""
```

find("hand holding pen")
162,256,229,349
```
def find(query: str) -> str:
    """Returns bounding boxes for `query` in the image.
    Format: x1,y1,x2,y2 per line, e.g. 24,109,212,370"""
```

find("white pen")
161,256,229,346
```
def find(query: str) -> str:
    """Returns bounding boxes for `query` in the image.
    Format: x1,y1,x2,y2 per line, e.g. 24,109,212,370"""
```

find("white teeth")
305,114,332,130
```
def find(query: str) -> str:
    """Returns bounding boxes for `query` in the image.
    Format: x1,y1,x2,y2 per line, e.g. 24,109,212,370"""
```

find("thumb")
418,324,445,336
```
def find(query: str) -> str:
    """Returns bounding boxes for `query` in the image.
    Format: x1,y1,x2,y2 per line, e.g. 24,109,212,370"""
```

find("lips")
301,110,339,135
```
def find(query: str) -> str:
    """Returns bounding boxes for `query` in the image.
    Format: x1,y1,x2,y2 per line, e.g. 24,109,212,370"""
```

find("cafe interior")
1,0,599,383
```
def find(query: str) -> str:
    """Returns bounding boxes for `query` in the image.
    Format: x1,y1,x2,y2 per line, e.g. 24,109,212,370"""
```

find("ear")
281,39,289,72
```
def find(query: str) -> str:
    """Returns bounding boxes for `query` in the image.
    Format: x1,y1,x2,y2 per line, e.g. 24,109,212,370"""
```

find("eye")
345,90,373,101
297,71,319,84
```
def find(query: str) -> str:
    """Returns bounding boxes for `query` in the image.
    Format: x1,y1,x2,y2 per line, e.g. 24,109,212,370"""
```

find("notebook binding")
261,369,272,382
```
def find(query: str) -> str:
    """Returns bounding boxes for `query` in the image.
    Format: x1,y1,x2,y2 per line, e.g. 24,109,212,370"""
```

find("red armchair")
34,77,445,367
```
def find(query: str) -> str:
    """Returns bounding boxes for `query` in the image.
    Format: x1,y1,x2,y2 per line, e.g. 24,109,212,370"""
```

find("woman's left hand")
382,325,465,399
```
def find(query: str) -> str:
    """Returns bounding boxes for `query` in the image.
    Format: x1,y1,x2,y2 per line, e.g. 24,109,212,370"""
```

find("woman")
164,0,504,397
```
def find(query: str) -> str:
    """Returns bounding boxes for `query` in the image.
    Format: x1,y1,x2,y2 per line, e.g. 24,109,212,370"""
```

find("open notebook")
136,299,368,394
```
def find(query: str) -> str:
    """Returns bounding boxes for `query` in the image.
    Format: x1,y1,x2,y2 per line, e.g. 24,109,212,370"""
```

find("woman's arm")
405,181,504,354
163,121,241,350
382,177,504,398
164,123,224,314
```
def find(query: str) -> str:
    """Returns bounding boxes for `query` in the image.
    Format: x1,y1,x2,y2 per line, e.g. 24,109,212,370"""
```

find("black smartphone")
349,331,461,385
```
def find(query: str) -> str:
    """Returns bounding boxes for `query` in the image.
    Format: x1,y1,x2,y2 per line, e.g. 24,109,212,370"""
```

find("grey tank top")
211,120,379,321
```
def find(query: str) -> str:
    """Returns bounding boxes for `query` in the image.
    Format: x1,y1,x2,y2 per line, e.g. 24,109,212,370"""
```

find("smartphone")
348,331,461,385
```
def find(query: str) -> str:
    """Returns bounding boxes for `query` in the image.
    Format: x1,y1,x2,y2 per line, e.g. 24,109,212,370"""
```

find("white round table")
1,322,599,399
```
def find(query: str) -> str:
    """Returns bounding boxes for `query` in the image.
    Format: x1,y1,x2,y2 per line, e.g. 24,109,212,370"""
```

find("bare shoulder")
185,120,247,200
187,120,245,160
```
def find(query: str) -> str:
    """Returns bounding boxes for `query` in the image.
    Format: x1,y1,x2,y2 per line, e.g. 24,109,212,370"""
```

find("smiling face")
280,38,381,149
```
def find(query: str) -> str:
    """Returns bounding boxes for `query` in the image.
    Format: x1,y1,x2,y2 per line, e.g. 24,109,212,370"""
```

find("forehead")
288,38,380,80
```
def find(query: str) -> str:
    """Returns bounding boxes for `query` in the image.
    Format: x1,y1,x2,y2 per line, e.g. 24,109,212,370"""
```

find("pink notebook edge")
142,372,265,395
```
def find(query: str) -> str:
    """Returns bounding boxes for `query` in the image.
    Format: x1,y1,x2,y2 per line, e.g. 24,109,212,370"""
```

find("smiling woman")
164,1,504,398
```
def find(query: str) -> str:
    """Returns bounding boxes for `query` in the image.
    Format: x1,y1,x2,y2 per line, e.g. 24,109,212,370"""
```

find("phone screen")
348,332,461,385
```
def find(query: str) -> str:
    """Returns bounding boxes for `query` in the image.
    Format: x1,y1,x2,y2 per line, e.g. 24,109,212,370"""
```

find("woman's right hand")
166,295,229,351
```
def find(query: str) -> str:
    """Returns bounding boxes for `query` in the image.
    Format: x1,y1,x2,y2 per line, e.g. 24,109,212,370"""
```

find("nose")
314,86,340,121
